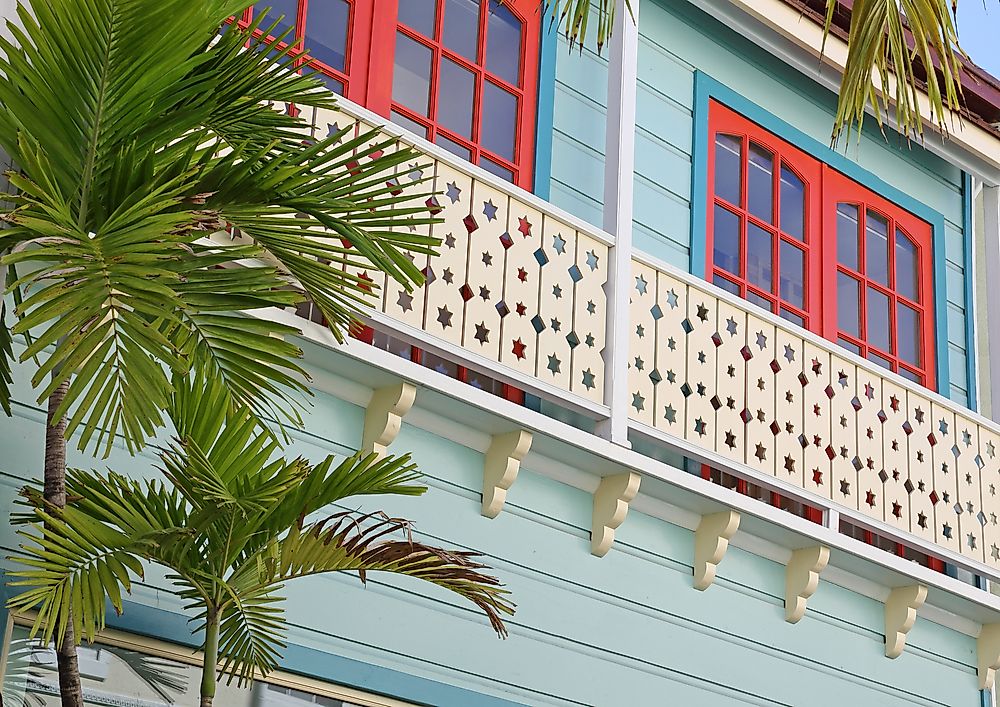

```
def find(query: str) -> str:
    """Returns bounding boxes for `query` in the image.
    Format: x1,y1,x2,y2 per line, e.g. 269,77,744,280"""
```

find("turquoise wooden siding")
548,0,974,406
0,353,982,706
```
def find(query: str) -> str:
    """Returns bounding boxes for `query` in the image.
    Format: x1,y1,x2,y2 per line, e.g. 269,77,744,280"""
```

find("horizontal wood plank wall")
547,0,973,406
0,353,980,707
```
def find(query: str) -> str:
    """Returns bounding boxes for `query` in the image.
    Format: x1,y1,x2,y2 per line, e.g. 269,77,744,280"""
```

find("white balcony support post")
596,0,640,447
362,382,416,459
482,429,533,518
983,185,1000,422
884,584,927,658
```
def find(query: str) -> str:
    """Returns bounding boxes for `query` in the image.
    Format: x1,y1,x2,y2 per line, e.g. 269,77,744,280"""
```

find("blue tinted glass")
747,142,773,224
438,57,475,138
713,205,741,277
398,0,437,36
714,134,741,206
747,222,773,293
259,0,299,40
486,0,521,84
392,32,432,115
443,0,480,61
305,0,349,71
482,81,516,160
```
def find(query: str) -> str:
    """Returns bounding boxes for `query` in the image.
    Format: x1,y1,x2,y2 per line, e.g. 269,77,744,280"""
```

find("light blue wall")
0,352,982,706
547,0,974,406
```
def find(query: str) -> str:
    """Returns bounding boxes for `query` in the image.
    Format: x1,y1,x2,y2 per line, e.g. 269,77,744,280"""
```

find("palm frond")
214,577,286,687
1,298,13,415
543,0,631,54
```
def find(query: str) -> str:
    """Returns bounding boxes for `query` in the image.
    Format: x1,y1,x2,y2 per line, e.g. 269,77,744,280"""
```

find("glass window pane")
443,0,480,61
713,205,741,277
438,57,475,138
486,0,521,85
480,156,513,182
895,229,919,301
868,350,892,371
898,367,921,383
897,301,921,366
837,272,860,337
314,71,344,95
714,274,740,296
259,0,298,39
866,210,889,285
305,0,349,71
748,142,774,223
780,307,804,328
391,110,429,138
779,240,804,308
747,222,773,292
838,336,861,355
779,163,805,239
747,290,774,313
436,133,472,160
392,32,432,115
481,81,516,160
836,203,859,269
714,134,741,206
398,0,437,36
867,286,891,352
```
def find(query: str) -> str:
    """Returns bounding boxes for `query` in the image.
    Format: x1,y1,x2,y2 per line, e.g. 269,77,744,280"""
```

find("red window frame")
705,100,937,388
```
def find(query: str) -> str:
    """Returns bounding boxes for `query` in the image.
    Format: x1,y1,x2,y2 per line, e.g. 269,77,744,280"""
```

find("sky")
957,2,1000,77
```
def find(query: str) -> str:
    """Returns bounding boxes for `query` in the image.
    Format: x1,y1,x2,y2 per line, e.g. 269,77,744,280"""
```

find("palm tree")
7,374,515,707
547,0,966,142
0,1,440,703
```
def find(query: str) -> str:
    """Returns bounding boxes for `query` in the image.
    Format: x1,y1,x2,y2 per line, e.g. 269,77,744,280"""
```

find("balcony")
287,95,1000,583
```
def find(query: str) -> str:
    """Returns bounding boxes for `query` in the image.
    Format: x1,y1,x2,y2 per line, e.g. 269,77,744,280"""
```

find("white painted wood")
984,186,1000,423
885,585,927,658
595,0,640,446
693,510,740,590
785,546,830,623
591,472,641,556
482,429,533,518
362,382,416,458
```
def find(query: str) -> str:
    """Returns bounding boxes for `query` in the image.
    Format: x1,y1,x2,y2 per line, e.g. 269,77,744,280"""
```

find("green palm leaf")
1,299,13,415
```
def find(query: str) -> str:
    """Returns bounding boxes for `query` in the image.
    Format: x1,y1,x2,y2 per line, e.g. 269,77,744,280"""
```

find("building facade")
4,0,1000,705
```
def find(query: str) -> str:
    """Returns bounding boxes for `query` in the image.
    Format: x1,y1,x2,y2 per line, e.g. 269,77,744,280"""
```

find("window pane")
867,286,891,352
438,57,476,138
779,163,805,239
898,367,921,383
836,203,859,269
714,134,741,206
259,0,298,39
443,0,480,61
398,0,437,36
866,210,889,285
895,229,919,301
897,301,921,366
481,81,516,160
480,156,514,182
837,272,860,337
838,336,861,355
748,142,774,223
305,0,349,71
780,307,804,328
747,290,773,313
714,274,740,296
713,205,741,277
436,133,472,160
747,222,773,292
391,110,429,138
868,350,892,371
392,32,432,115
314,71,344,95
779,240,804,308
486,0,522,85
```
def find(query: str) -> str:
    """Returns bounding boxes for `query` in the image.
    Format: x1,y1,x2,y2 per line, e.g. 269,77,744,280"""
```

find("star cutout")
693,417,707,437
636,324,645,337
962,429,972,446
756,331,767,350
585,333,595,347
993,545,1000,561
634,356,644,371
889,395,900,412
546,354,561,375
667,337,676,351
517,216,532,237
444,233,457,249
892,502,902,519
483,200,498,221
812,469,823,486
635,275,648,295
666,289,679,308
754,443,767,462
516,302,527,316
783,455,795,473
864,382,875,400
696,303,709,322
865,490,876,507
581,368,596,390
482,252,493,266
783,344,795,363
989,441,997,458
445,181,461,203
552,284,563,299
939,419,949,435
914,407,925,423
550,318,561,332
917,512,928,529
586,250,599,270
479,285,491,300
436,306,453,329
396,291,413,313
474,322,490,345
665,370,676,383
664,404,677,424
511,338,527,360
442,268,454,284
552,233,566,254
968,533,977,550
697,351,706,364
725,430,737,449
839,479,851,496
726,317,738,336
586,300,597,314
517,267,528,283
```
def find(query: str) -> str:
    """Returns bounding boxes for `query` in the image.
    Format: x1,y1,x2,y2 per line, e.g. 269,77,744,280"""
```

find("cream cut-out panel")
629,254,1000,573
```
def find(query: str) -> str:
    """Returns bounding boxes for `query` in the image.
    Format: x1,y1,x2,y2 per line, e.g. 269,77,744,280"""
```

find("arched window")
705,100,936,388
241,0,540,190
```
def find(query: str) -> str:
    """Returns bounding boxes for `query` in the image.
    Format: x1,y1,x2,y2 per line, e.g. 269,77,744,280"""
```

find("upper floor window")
706,101,936,388
241,0,539,190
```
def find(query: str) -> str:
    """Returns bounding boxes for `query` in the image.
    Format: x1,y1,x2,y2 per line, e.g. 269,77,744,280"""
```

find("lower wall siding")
0,366,983,707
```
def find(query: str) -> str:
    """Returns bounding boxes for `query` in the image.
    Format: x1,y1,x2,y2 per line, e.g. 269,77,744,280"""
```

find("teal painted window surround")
533,22,558,200
690,70,952,397
962,171,978,411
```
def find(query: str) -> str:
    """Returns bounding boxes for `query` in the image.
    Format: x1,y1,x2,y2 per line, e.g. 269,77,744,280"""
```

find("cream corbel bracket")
481,429,533,518
362,382,416,458
884,585,927,658
784,545,830,623
977,624,1000,689
591,472,641,557
693,510,740,591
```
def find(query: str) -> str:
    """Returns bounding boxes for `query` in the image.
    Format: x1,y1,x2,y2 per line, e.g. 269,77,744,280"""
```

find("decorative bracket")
693,510,740,591
978,624,1000,689
884,584,927,658
591,472,641,557
482,429,532,518
362,382,416,458
784,546,830,623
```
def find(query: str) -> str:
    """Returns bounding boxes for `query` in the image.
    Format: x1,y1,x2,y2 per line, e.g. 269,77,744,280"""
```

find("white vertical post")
984,185,1000,422
596,0,640,446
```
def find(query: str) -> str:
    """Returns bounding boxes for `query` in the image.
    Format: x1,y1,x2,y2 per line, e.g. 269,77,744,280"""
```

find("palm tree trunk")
44,380,83,707
199,613,220,707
